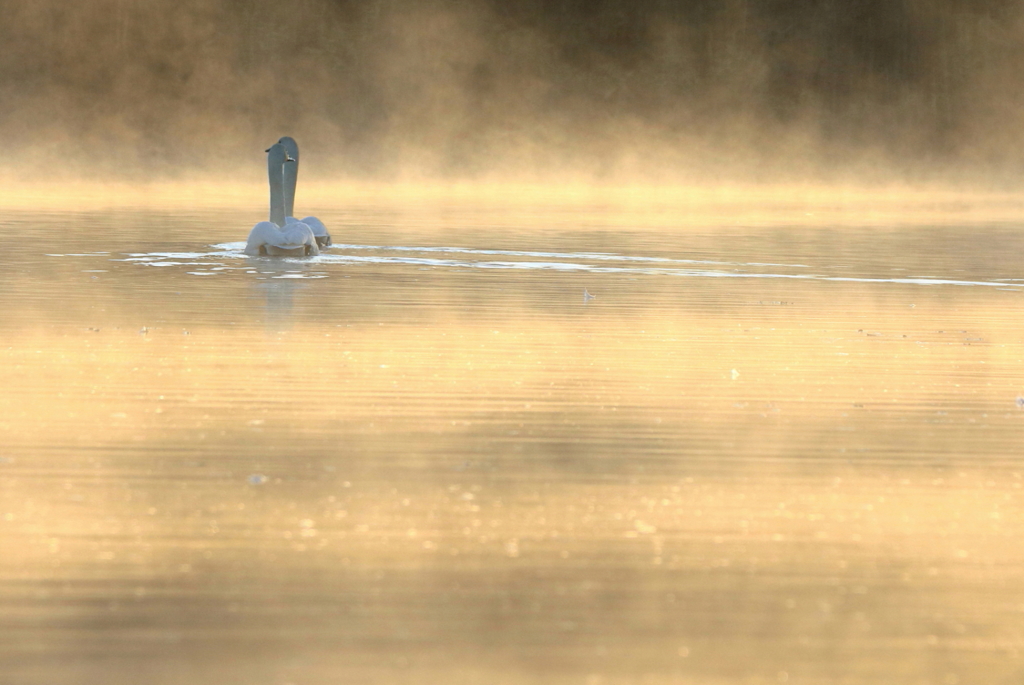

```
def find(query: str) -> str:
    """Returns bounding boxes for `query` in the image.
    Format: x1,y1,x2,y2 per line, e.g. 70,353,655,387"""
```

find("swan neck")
283,157,297,219
268,152,286,227
279,138,299,219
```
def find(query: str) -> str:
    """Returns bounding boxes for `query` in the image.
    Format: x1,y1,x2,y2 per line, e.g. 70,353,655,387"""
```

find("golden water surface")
2,189,1024,684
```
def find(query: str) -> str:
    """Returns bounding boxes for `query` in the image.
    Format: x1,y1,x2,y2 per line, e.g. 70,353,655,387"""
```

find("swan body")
245,220,319,257
244,143,320,257
286,215,331,247
279,136,331,248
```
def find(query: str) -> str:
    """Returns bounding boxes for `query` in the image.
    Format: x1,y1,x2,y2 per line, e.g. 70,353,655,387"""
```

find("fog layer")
4,0,1024,182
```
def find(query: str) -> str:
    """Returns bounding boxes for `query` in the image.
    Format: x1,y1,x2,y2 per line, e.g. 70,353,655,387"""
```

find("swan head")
278,137,299,161
264,145,295,163
265,143,289,168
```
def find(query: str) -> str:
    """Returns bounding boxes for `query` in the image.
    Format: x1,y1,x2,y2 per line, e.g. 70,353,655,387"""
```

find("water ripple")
75,242,1024,289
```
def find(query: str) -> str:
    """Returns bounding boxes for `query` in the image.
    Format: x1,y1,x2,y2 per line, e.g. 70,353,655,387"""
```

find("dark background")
3,0,1023,182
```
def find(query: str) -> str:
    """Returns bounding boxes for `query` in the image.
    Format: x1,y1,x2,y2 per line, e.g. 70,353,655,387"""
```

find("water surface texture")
3,197,1024,685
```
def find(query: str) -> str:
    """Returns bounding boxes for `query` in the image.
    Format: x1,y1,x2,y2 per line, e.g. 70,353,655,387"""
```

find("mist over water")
7,5,1024,684
5,0,1024,183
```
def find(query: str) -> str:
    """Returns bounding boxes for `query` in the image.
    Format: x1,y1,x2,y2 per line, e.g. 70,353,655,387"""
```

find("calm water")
2,198,1024,684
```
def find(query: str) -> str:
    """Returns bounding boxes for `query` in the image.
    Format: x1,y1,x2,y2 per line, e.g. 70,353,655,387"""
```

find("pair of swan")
244,137,331,257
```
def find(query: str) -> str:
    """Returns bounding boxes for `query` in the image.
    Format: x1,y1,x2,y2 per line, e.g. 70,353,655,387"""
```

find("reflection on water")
3,199,1024,684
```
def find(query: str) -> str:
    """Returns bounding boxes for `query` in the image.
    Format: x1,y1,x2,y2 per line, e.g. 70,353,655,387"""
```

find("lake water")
2,192,1024,684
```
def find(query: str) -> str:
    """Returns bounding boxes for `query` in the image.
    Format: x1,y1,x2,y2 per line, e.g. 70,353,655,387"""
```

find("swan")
278,136,331,248
244,143,319,257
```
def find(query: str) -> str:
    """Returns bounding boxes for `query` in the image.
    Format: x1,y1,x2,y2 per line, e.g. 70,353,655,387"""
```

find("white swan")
245,143,319,257
278,136,331,248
